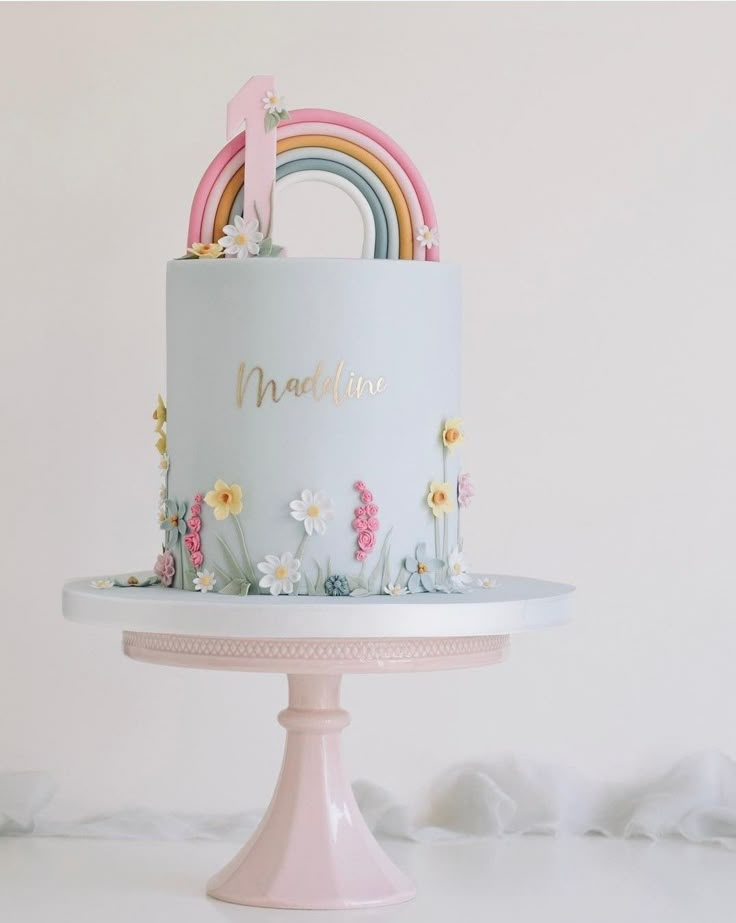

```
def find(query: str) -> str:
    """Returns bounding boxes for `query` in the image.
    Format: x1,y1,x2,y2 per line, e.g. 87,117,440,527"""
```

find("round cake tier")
166,258,461,596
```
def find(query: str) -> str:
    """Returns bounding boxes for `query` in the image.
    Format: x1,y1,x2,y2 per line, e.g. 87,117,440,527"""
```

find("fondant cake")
98,75,492,598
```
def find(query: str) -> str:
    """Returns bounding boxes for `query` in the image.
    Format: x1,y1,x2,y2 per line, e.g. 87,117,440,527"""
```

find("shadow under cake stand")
62,575,573,910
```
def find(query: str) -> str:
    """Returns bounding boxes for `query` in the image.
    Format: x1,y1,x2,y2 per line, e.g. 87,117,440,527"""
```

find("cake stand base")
207,674,414,909
65,577,574,910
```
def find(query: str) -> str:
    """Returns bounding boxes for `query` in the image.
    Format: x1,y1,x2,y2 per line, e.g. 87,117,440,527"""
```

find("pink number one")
226,75,276,237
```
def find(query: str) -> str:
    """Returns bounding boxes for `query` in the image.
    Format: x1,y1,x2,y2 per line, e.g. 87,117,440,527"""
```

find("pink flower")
194,494,203,504
355,506,368,518
154,551,176,587
184,532,201,553
354,481,366,491
190,504,202,517
355,550,367,562
360,490,373,503
367,504,379,516
367,517,380,532
352,517,368,532
187,515,202,533
357,530,376,552
190,551,204,567
458,472,475,509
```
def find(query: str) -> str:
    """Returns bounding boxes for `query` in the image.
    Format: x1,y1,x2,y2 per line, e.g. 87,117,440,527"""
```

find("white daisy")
384,583,409,597
476,576,499,590
289,489,334,536
257,552,301,596
262,90,287,114
416,225,439,250
219,215,264,258
448,547,474,589
193,569,216,593
90,578,114,590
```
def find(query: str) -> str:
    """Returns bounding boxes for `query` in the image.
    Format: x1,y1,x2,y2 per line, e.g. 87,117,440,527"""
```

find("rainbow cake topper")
187,75,440,261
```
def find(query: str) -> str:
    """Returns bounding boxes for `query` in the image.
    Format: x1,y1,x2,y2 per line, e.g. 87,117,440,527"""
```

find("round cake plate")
63,575,573,910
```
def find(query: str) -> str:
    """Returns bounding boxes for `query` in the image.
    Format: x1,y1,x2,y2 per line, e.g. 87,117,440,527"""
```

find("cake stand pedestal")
63,575,573,910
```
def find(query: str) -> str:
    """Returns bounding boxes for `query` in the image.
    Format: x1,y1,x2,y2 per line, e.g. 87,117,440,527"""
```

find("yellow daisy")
426,481,454,518
442,417,464,453
152,394,167,434
205,480,244,520
187,242,224,259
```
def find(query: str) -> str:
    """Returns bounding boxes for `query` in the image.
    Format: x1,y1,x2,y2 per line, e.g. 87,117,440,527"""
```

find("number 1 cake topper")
188,75,441,260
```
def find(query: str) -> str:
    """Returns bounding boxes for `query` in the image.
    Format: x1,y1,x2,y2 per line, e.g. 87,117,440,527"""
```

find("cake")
97,76,490,599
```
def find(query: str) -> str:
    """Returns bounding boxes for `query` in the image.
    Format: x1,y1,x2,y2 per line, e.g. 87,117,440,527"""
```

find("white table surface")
62,574,574,638
1,836,732,923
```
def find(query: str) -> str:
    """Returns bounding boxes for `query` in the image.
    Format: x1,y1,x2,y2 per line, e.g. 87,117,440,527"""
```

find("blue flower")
405,543,443,593
160,498,187,549
325,574,350,597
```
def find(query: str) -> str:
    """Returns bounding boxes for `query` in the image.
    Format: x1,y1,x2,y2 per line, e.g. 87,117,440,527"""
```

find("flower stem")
294,535,309,596
434,517,440,560
233,514,256,585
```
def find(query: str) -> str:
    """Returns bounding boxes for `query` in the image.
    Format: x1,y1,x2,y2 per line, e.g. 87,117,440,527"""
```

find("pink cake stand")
63,575,573,910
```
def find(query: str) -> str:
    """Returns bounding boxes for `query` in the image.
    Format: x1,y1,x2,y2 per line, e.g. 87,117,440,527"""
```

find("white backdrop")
1,2,735,821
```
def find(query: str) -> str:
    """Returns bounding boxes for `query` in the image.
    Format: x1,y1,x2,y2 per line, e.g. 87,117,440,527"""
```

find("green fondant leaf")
259,237,273,257
367,529,393,593
268,244,284,257
217,535,246,581
350,587,371,597
264,111,279,132
214,563,234,585
304,567,316,596
315,561,324,596
219,578,250,596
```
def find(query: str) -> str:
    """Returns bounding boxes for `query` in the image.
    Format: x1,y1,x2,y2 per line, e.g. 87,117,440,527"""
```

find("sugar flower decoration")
155,432,167,456
263,90,287,115
219,215,264,258
152,395,166,433
90,578,114,590
477,576,499,590
458,472,474,509
205,480,243,520
447,547,473,590
257,552,301,596
112,573,160,588
154,551,176,587
427,480,454,518
160,499,188,548
325,575,350,597
416,225,439,250
289,489,334,536
262,90,290,131
442,418,464,453
193,569,216,593
159,454,170,473
384,583,409,597
187,242,224,259
405,543,443,593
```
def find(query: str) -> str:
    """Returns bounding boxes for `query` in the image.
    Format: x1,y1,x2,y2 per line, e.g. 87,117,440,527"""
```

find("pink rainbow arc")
187,108,440,261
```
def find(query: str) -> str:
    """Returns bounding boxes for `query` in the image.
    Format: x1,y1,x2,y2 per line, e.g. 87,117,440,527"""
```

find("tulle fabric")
3,752,736,849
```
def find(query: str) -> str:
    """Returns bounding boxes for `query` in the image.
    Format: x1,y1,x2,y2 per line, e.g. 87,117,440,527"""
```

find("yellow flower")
153,394,167,433
442,417,464,453
205,479,244,520
187,242,224,259
155,432,167,456
427,481,454,518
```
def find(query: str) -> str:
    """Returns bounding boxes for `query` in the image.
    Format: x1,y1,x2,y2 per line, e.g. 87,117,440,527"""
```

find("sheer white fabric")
3,752,735,848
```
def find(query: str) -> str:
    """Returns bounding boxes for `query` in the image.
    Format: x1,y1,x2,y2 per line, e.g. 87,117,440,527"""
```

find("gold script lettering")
236,360,386,409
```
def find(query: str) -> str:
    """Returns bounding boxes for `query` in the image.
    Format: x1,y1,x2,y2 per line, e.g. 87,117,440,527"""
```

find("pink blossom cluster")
458,472,475,509
352,480,380,561
184,493,204,568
